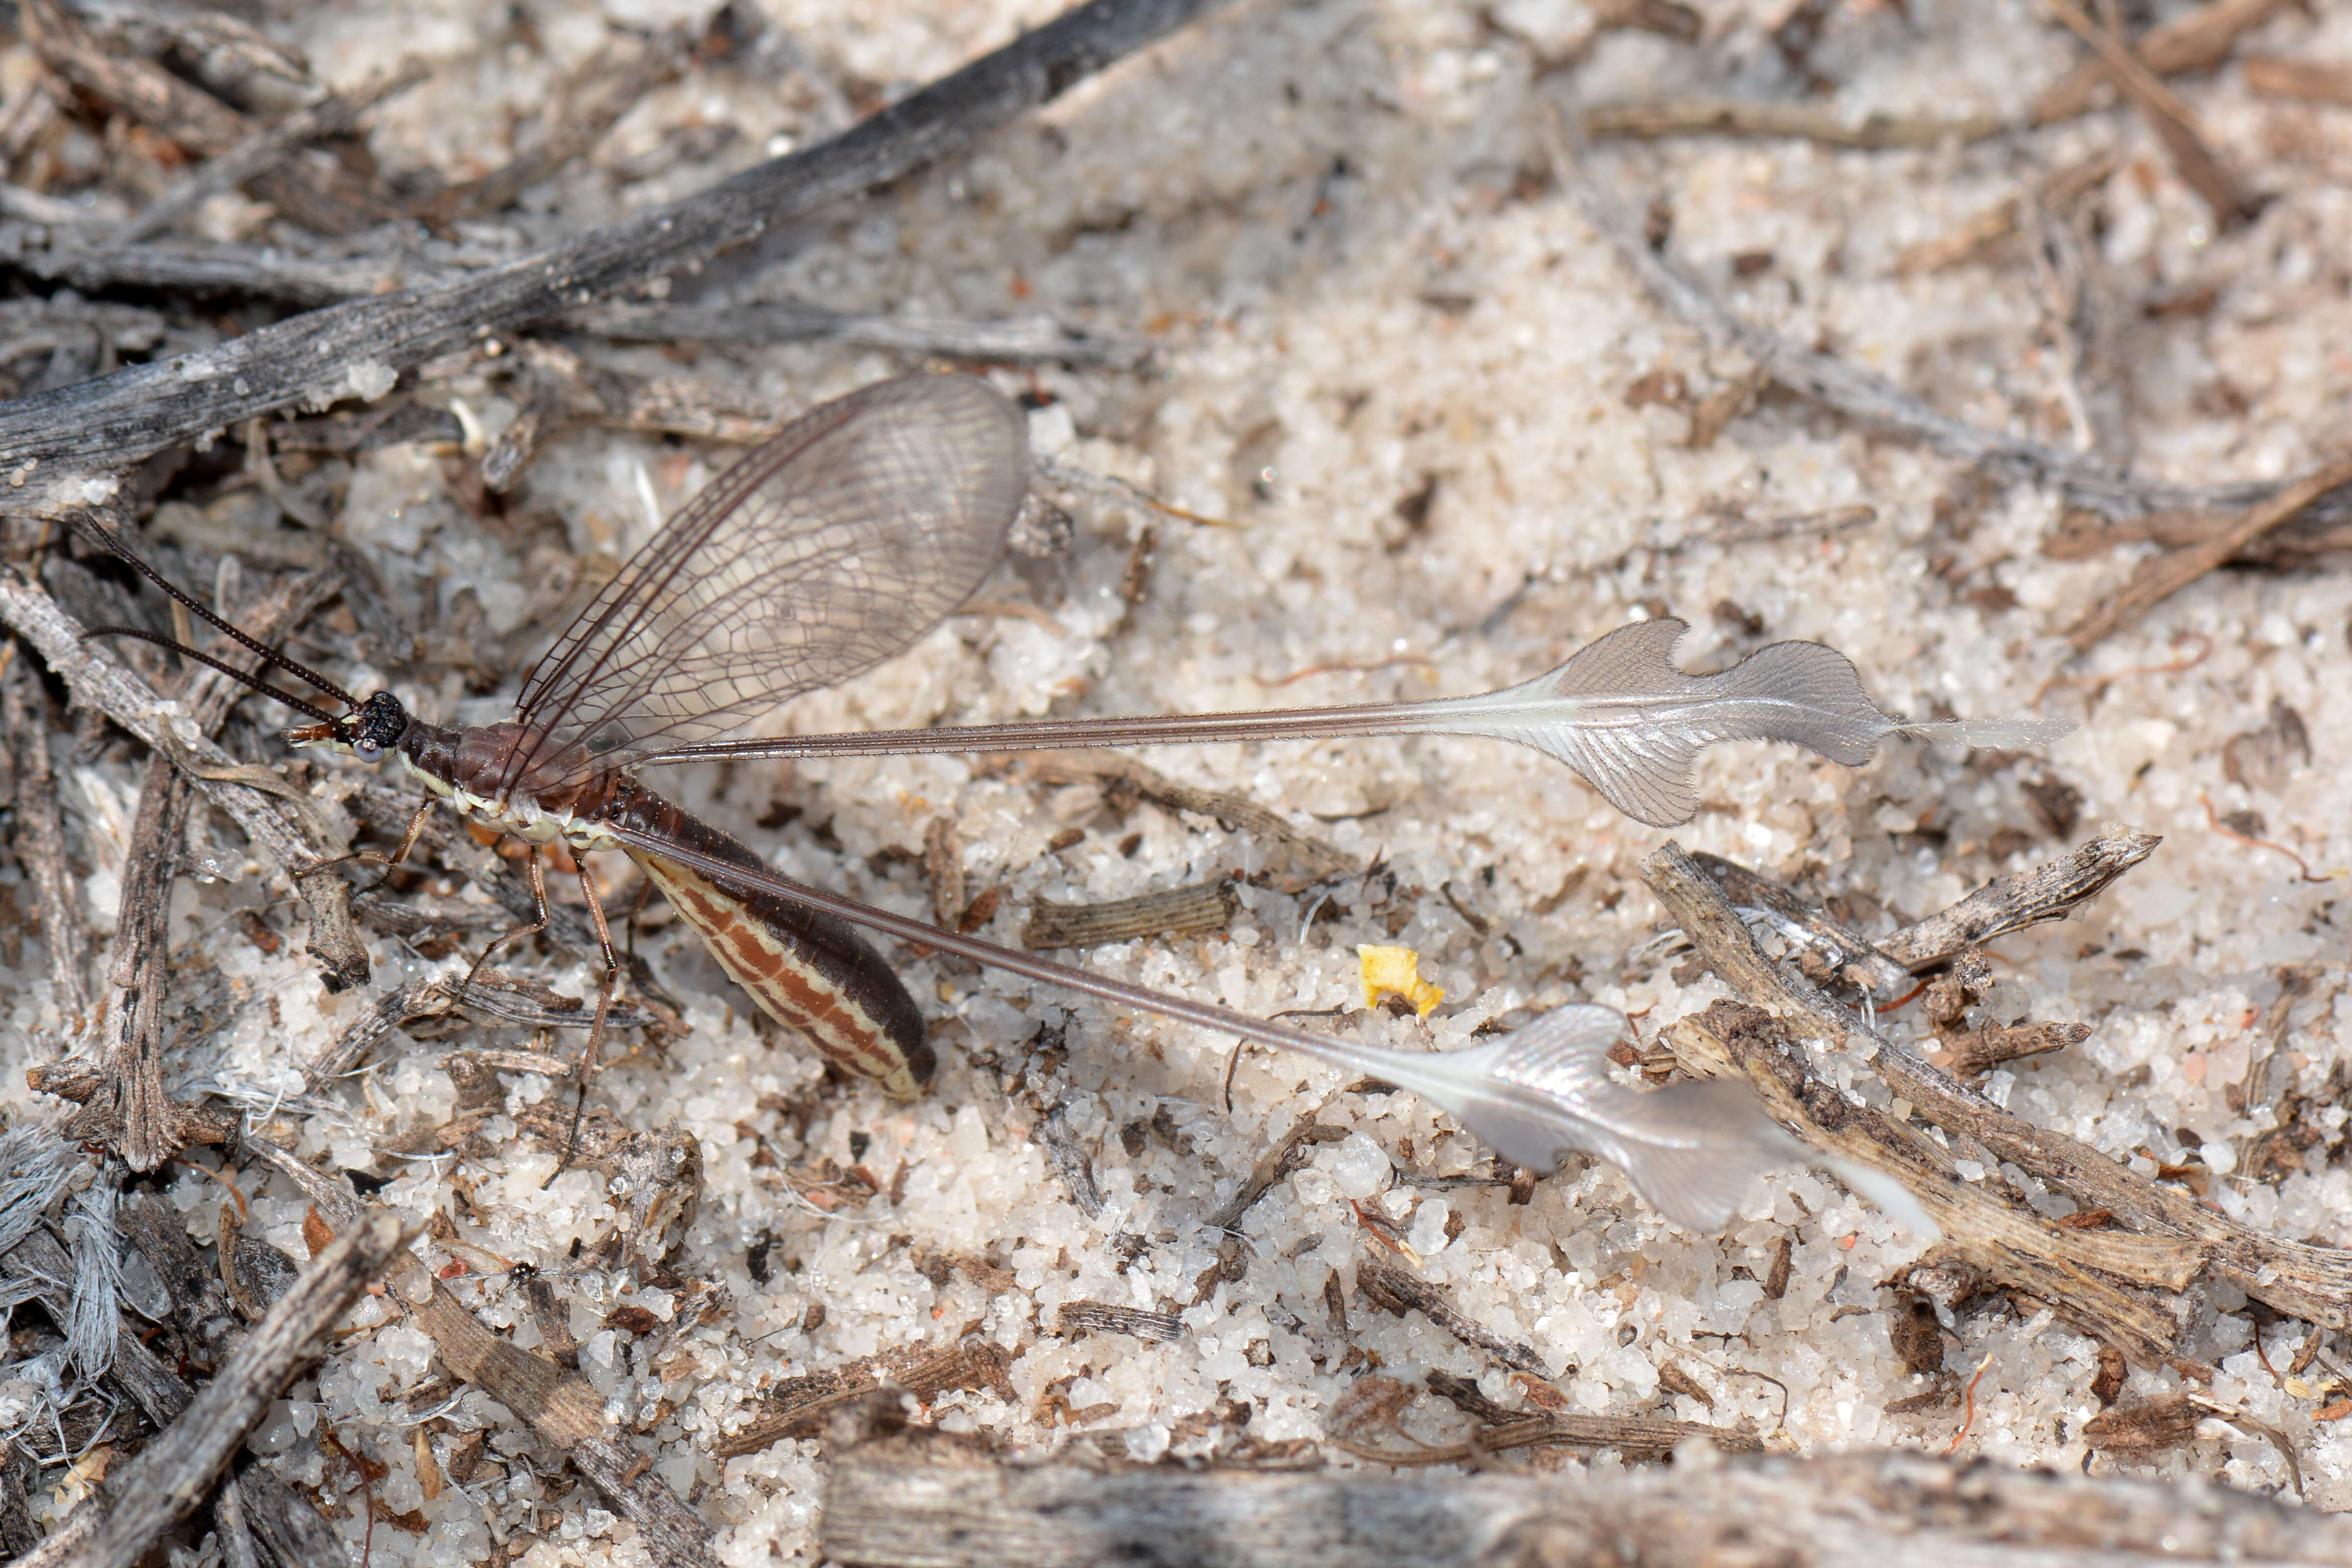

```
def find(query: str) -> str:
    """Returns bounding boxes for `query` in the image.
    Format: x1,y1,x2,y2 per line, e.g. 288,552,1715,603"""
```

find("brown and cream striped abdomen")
620,819,933,1100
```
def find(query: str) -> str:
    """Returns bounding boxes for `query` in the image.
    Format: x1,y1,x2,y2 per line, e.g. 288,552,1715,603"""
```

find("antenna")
79,626,342,724
71,516,361,711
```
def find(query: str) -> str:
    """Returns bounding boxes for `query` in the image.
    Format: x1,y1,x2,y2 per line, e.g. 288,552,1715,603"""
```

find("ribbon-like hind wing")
1445,617,1904,826
502,375,1029,793
1472,1005,1804,1229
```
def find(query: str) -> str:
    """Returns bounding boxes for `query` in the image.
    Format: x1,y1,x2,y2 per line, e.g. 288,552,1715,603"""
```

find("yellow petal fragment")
1357,944,1444,1018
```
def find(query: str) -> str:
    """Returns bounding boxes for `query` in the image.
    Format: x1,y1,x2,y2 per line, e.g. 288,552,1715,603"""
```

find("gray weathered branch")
818,1430,2352,1567
0,0,1234,497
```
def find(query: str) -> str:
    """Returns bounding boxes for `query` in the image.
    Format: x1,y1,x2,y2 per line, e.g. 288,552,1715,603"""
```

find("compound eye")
353,741,382,764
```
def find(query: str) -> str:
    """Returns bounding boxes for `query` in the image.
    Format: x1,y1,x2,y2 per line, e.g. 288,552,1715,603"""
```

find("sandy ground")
9,0,2352,1561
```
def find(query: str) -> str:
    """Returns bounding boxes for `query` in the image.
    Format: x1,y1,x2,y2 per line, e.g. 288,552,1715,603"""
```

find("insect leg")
549,861,623,1183
622,875,653,964
463,844,549,994
294,799,436,885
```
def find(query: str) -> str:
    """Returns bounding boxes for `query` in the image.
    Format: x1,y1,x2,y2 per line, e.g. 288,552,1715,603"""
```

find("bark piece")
1022,879,1237,949
1645,842,2352,1333
30,1214,406,1568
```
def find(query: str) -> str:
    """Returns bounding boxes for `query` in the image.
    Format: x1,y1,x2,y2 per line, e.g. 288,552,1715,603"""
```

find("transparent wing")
502,374,1029,793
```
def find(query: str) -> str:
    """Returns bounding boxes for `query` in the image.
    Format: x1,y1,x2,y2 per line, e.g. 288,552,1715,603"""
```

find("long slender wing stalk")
642,617,2068,827
598,817,1929,1234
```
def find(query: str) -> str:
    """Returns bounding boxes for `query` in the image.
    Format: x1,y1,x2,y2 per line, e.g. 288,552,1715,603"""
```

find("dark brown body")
397,719,934,1099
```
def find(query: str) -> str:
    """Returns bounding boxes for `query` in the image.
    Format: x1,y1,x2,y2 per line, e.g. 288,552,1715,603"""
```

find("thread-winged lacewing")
81,372,2034,1227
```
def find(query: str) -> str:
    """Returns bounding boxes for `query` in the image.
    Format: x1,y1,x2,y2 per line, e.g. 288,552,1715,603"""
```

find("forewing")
506,374,1028,790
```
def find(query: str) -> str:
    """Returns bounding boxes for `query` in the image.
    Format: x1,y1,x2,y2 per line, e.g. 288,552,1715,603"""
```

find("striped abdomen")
614,799,933,1100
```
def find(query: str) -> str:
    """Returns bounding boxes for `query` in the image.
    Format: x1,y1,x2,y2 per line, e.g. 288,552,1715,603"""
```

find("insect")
78,371,2017,1223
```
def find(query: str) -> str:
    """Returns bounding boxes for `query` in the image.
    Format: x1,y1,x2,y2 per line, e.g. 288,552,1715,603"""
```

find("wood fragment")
1643,842,2352,1330
17,0,395,237
1353,1254,1548,1374
0,229,459,307
0,0,1236,498
716,1339,1014,1457
33,1214,406,1568
2242,57,2352,107
1055,1300,1187,1344
2065,454,2352,651
823,1435,2352,1567
1686,830,2156,1002
2033,0,2286,124
2042,501,2352,565
1877,828,2161,969
2,652,92,1029
1584,98,2001,148
2043,0,2258,228
1943,1020,2091,1078
117,57,431,243
1331,1406,1759,1466
1022,878,1237,949
408,1271,719,1566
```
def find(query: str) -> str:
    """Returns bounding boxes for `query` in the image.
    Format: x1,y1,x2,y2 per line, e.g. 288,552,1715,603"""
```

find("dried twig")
2242,58,2352,107
1354,1254,1548,1374
31,1214,406,1568
2043,0,2256,227
0,567,369,988
2064,454,2352,651
1055,1300,1187,1344
408,1274,717,1566
2,650,92,1029
575,298,1152,368
2033,0,2287,124
1544,116,2335,524
1644,842,2352,1331
716,1340,1013,1457
1686,830,2159,1003
0,228,460,308
0,0,1237,498
17,0,394,237
1893,148,2122,276
1875,827,2161,968
116,58,431,243
1583,99,2000,148
56,567,341,1168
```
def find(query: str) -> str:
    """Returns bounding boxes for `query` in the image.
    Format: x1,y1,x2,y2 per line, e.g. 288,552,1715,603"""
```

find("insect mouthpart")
287,690,411,763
